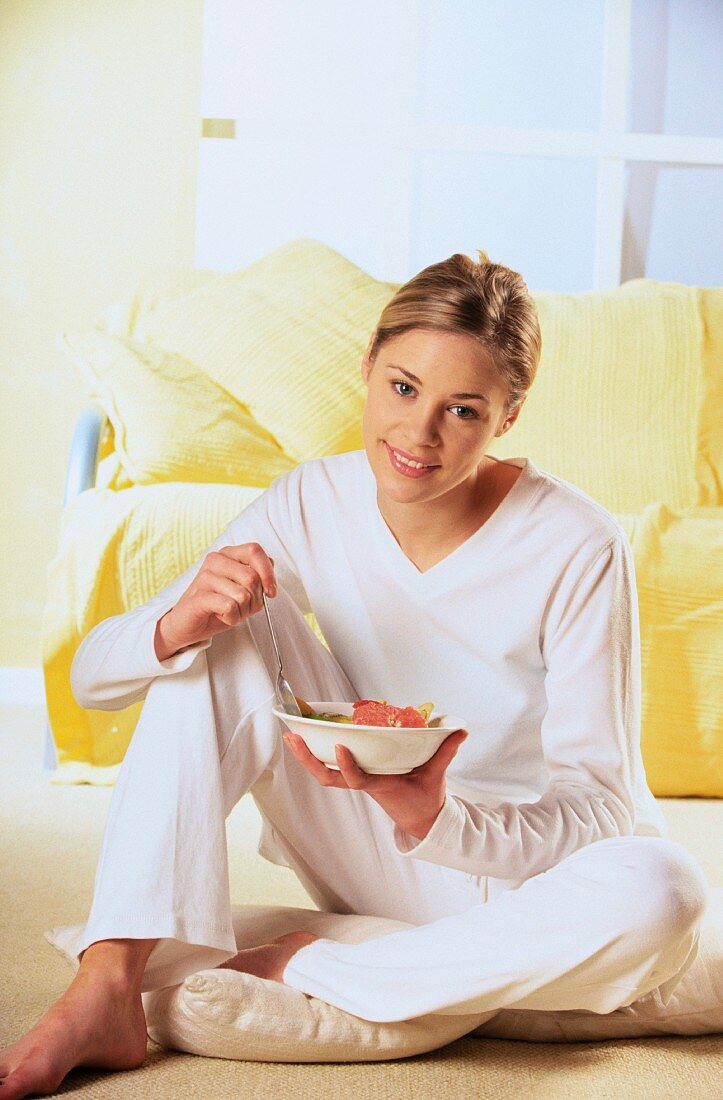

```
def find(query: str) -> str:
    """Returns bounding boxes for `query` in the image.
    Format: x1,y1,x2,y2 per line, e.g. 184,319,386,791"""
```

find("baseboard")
0,667,46,706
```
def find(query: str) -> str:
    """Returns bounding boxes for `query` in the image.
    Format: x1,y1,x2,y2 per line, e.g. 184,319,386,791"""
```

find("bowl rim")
272,701,464,735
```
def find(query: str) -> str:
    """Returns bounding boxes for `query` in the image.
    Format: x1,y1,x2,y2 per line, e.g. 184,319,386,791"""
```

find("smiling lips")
385,441,439,478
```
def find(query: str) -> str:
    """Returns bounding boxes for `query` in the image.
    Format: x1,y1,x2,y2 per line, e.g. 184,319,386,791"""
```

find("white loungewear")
53,451,710,1023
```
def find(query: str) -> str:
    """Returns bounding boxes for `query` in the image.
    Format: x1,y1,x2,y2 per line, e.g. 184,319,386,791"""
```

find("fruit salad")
296,697,436,728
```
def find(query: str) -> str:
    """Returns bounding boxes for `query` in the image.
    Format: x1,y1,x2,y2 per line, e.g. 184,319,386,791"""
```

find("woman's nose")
407,405,440,446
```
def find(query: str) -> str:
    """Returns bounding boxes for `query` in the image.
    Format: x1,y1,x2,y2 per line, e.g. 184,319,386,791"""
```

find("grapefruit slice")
351,700,430,728
352,700,395,726
393,706,428,728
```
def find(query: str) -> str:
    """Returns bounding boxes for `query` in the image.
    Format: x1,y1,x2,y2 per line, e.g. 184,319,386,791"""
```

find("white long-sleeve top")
71,450,668,885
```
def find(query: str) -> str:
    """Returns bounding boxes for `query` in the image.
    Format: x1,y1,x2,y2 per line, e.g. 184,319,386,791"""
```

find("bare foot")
0,968,148,1100
219,930,321,984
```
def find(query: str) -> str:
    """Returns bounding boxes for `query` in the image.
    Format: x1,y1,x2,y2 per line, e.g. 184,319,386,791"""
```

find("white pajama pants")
59,585,710,1024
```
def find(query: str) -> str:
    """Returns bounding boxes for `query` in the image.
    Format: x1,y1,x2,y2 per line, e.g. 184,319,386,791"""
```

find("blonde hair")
368,250,541,413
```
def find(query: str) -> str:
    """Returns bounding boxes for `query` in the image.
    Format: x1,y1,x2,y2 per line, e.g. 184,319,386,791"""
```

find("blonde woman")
1,253,709,1098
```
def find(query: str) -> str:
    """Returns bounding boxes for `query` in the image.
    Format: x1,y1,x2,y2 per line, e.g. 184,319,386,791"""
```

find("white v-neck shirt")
72,449,667,885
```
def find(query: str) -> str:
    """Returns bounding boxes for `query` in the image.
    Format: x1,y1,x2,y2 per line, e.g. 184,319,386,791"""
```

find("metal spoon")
262,592,303,716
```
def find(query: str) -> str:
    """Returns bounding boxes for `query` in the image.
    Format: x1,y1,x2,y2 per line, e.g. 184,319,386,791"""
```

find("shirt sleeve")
391,533,641,879
70,470,310,712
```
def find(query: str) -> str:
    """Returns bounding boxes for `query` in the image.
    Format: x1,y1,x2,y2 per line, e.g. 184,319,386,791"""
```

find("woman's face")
360,327,522,508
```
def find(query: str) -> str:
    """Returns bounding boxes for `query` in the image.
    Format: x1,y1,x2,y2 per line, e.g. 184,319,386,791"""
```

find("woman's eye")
391,382,478,420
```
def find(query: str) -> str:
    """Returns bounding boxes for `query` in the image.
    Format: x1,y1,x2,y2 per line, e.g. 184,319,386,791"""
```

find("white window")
197,0,722,288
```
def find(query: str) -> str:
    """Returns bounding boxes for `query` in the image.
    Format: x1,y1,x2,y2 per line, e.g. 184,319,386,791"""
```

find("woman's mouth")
384,442,439,478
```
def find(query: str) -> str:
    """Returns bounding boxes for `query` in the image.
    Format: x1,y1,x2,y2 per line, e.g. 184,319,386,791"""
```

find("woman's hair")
368,250,541,413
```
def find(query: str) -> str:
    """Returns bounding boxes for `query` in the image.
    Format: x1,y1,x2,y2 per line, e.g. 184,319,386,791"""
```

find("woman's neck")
376,457,498,558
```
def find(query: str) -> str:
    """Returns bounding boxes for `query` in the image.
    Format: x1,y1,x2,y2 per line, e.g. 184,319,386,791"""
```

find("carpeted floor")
1,701,721,1099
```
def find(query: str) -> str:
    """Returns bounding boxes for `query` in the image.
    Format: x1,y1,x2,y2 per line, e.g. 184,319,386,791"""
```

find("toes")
0,1044,17,1077
0,1059,61,1100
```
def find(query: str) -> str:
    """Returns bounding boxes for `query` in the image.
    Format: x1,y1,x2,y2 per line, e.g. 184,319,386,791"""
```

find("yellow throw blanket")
42,483,722,794
42,482,324,785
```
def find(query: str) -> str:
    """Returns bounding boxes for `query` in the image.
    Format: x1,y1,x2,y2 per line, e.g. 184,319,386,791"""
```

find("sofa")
43,238,722,799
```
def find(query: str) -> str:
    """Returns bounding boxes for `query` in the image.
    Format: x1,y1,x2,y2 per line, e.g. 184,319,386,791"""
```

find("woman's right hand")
154,543,277,660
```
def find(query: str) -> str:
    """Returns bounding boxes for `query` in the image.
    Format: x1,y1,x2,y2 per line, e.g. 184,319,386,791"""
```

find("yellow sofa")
42,239,723,796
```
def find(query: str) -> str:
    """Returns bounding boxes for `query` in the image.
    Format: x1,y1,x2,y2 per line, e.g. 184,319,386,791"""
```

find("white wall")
196,0,722,289
0,0,204,669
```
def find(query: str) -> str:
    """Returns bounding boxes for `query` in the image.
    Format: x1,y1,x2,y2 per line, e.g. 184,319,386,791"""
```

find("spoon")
262,592,303,717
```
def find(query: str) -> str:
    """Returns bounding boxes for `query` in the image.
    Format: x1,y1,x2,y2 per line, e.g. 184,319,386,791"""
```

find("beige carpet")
1,701,721,1099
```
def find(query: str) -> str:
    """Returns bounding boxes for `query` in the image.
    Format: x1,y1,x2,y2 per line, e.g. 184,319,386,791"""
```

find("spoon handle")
262,593,302,716
262,592,284,673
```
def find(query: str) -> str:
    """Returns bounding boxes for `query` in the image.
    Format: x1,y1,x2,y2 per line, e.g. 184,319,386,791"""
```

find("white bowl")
272,700,466,774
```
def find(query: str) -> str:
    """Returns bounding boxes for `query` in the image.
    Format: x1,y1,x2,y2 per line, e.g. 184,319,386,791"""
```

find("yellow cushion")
58,330,296,488
136,238,398,463
625,503,723,797
490,280,720,514
93,265,222,340
624,281,722,506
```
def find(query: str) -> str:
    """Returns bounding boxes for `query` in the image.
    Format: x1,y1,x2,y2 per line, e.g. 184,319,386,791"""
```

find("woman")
1,251,709,1098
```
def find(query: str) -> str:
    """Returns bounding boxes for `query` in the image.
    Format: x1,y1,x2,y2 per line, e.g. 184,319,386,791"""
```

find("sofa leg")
44,719,57,772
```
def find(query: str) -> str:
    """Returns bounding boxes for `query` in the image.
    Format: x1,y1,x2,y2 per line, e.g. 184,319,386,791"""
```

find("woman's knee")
620,837,710,941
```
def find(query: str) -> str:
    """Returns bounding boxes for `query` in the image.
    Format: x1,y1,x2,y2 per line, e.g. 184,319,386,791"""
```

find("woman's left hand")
282,728,468,840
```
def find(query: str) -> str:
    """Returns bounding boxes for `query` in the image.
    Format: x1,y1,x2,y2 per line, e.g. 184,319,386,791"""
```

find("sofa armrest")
45,405,109,773
63,405,109,504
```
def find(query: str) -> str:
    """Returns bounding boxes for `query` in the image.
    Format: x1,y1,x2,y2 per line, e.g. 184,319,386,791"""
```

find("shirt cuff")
146,614,213,674
391,793,466,862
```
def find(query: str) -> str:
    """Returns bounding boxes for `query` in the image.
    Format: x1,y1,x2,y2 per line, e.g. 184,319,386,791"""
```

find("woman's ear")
496,395,526,436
